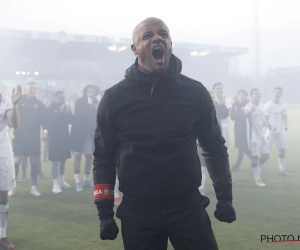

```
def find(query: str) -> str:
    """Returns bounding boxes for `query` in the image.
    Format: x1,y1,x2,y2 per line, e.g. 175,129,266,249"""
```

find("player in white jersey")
0,86,22,250
213,82,232,148
265,87,292,176
244,88,273,187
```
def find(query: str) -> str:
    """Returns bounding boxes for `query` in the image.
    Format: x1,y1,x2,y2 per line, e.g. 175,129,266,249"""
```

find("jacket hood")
124,53,182,83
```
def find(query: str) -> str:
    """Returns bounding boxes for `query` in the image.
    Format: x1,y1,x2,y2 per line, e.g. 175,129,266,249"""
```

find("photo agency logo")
261,235,300,244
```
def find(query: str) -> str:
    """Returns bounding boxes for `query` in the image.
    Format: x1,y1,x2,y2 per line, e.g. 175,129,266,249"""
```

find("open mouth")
152,45,164,61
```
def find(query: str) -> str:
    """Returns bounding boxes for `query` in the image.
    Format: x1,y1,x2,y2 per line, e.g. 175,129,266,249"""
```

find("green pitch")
7,109,300,250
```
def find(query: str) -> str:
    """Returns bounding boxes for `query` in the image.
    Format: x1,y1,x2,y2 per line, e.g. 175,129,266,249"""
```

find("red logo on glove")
94,184,114,201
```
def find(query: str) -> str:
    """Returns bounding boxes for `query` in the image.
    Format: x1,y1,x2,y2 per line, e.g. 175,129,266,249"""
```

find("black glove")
100,217,119,240
214,200,236,223
96,199,119,240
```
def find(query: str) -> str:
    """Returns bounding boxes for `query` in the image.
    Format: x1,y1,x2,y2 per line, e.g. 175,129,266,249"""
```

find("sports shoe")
52,185,62,194
114,197,121,206
30,187,41,196
0,237,15,250
76,183,83,192
52,180,62,194
280,171,293,176
8,189,14,197
198,187,205,195
83,180,93,188
60,181,71,189
58,175,71,189
255,176,266,187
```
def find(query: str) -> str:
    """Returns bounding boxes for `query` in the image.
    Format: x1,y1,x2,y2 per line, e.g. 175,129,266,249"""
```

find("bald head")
132,17,170,45
131,17,172,74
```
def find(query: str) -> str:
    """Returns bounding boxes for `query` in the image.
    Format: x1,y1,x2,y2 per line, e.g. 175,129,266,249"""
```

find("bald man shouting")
93,17,235,250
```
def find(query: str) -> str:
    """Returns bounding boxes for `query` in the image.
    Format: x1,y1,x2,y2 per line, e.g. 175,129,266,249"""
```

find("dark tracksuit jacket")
13,95,46,156
93,54,232,204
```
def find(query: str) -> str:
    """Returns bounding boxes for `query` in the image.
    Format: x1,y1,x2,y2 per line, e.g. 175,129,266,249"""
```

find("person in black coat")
45,91,73,193
93,17,235,250
230,89,251,171
69,85,99,192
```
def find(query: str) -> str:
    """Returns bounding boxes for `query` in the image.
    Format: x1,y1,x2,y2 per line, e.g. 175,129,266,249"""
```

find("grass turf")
7,109,300,250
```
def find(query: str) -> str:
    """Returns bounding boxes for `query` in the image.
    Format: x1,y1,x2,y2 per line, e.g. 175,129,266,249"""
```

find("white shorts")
266,131,287,149
248,137,270,157
0,155,16,191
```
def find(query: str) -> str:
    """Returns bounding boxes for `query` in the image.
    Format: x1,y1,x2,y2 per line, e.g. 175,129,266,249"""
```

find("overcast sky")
0,0,299,75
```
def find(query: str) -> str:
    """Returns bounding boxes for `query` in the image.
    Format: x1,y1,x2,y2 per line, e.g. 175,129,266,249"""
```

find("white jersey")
264,101,287,133
245,102,265,139
0,96,13,157
215,98,232,129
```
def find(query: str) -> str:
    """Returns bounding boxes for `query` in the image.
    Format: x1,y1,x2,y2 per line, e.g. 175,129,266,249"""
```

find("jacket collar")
124,53,182,84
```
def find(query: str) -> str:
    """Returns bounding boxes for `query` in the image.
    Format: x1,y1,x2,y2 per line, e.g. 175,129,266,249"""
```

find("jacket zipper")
149,77,168,204
150,81,157,99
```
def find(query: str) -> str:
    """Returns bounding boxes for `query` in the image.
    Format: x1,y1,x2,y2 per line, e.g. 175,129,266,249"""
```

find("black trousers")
116,190,219,250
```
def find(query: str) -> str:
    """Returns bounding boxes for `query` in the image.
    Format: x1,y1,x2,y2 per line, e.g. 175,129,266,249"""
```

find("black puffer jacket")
93,54,232,202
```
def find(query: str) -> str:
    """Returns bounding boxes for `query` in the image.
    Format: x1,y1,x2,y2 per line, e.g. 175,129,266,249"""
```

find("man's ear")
131,44,138,55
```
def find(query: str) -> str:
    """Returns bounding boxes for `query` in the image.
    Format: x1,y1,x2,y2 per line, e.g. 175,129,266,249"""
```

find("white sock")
114,175,120,198
53,179,59,186
200,166,206,190
278,157,285,172
58,175,62,183
258,160,264,170
74,174,81,183
0,203,9,238
31,185,37,190
84,174,90,182
252,165,260,177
